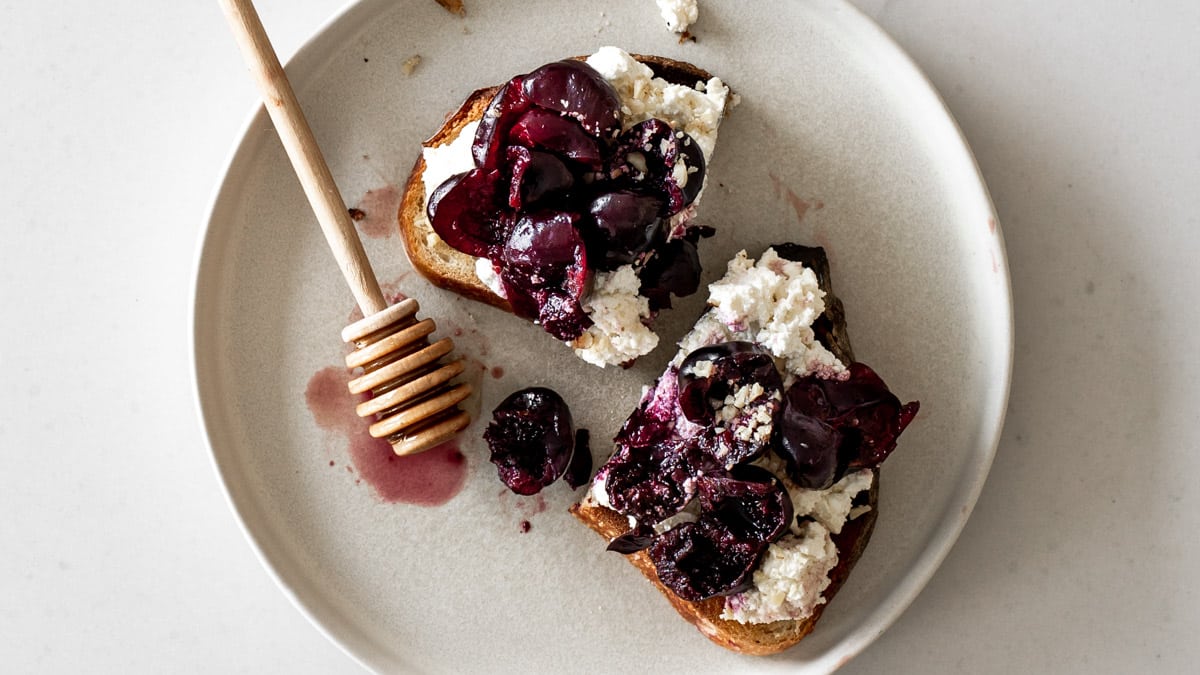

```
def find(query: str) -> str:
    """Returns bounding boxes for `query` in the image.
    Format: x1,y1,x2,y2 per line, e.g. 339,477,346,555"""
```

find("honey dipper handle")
218,0,387,315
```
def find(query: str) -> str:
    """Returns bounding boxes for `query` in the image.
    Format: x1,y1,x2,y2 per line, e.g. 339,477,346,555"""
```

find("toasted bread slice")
570,244,881,655
397,54,719,314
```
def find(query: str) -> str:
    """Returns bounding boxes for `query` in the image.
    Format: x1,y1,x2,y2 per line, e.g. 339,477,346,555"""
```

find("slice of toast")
570,244,881,655
396,55,720,314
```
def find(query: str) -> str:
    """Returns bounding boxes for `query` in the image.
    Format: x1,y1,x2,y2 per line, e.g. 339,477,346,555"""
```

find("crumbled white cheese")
674,311,737,361
706,248,847,378
585,46,729,162
401,54,422,76
789,469,874,536
753,453,875,536
655,0,698,33
735,396,779,446
474,257,507,299
848,504,873,521
574,265,659,367
721,521,839,624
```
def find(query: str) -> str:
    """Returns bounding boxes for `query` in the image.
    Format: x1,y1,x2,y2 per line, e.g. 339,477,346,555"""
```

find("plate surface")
193,0,1011,672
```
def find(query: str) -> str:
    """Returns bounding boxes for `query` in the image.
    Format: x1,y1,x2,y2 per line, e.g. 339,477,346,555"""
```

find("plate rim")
191,1,386,672
190,0,1013,672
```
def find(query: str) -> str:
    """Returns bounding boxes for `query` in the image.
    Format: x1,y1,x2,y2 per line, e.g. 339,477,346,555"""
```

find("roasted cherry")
649,520,763,601
531,287,592,341
637,238,701,310
521,60,622,139
584,190,666,269
612,369,681,450
484,387,576,495
509,108,604,171
427,168,506,258
497,212,591,340
473,77,531,170
675,342,784,466
772,363,919,488
506,146,574,209
499,211,585,289
833,363,920,469
501,211,581,272
696,466,793,545
603,446,695,525
774,379,843,489
610,119,706,214
676,342,782,425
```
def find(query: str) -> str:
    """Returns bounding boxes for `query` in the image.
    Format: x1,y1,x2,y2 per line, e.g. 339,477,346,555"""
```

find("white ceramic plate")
193,0,1011,672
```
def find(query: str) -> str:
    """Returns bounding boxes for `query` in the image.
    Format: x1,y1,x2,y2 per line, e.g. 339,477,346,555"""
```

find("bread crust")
396,55,717,315
569,245,882,655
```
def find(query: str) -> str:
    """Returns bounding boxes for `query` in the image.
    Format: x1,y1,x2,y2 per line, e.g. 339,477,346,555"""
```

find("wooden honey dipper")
220,0,471,455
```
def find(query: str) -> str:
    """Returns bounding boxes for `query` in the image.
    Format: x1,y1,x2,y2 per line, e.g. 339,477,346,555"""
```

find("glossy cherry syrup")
305,366,468,506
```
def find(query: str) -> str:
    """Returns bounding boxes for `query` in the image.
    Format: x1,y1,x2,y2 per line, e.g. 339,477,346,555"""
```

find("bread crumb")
401,54,422,76
348,208,366,221
435,0,465,16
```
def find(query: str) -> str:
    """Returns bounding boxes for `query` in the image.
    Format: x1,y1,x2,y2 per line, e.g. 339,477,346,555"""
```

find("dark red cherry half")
521,60,622,139
649,520,763,602
772,363,920,489
603,445,695,525
638,238,701,310
696,466,794,545
484,387,575,496
427,168,506,258
472,77,531,170
509,108,604,171
506,146,574,209
610,119,706,214
584,190,666,269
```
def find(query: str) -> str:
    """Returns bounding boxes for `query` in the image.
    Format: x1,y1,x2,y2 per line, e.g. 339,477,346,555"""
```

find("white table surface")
3,1,1197,672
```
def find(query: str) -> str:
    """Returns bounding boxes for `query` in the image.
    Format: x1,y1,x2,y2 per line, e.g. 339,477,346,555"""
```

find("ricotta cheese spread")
655,0,699,34
587,470,615,510
418,46,730,367
573,265,659,367
474,257,507,300
415,120,479,257
673,248,847,381
705,248,847,380
721,520,839,625
787,468,874,536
